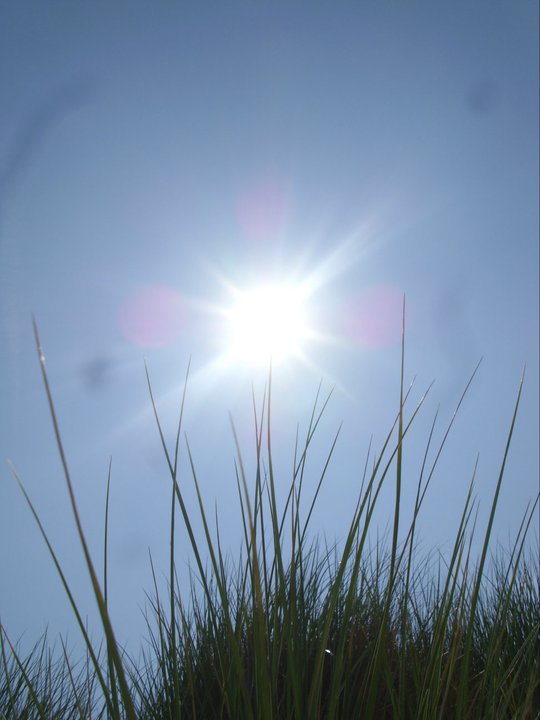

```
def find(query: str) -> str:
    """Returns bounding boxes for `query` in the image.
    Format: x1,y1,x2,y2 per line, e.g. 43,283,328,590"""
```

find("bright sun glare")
226,284,308,365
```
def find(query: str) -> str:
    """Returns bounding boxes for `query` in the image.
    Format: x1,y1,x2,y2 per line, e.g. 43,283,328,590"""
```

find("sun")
225,283,309,365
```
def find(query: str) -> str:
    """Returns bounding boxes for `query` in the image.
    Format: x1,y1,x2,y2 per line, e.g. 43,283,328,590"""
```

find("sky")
0,2,538,653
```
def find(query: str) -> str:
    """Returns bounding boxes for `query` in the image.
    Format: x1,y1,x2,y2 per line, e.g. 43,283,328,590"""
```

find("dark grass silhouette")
1,320,538,719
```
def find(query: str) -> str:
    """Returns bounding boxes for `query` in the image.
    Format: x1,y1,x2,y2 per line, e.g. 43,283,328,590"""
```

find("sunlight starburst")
225,283,308,365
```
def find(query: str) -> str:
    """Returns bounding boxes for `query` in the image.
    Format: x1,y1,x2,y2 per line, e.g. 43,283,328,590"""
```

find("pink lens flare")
117,285,185,348
345,284,405,348
235,175,291,243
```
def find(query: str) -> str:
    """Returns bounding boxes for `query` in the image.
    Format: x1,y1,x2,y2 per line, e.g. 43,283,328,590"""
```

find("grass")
1,319,538,719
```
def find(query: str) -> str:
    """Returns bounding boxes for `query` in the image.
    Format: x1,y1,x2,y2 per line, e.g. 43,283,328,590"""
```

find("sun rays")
223,283,310,366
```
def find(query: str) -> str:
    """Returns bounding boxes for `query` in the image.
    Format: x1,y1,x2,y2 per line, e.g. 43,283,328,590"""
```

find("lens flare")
235,175,290,243
345,284,403,348
117,285,185,348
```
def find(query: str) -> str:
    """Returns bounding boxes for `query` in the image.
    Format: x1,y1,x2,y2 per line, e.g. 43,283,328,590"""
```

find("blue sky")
0,2,538,651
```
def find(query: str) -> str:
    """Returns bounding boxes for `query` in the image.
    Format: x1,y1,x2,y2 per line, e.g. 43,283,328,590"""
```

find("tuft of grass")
1,323,538,719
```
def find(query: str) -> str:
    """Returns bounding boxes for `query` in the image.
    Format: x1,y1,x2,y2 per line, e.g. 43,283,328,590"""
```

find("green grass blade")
32,319,136,720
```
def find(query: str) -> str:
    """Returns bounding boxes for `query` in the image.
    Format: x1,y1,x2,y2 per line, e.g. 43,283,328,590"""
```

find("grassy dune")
1,324,538,719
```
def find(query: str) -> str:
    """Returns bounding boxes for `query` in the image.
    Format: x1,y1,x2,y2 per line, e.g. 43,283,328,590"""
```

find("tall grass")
1,321,538,719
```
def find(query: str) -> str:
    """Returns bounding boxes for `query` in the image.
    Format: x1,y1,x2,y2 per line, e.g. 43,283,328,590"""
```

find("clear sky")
1,1,538,651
